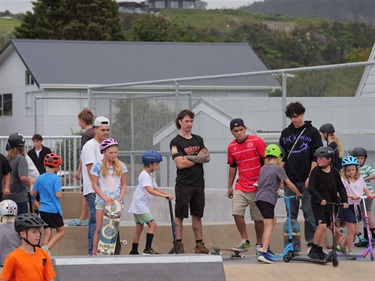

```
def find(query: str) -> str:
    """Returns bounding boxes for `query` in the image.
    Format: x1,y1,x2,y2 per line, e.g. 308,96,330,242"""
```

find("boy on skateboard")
255,144,302,264
128,150,173,255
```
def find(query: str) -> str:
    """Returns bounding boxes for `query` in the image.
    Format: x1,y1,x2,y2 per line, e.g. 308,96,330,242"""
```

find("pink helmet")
100,138,118,153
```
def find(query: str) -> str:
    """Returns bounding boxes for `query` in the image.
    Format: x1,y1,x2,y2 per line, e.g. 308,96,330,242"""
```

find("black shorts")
40,211,64,229
312,205,331,226
255,200,275,219
175,185,205,218
339,204,361,223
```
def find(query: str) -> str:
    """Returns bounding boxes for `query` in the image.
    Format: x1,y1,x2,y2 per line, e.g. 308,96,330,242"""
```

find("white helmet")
0,200,18,217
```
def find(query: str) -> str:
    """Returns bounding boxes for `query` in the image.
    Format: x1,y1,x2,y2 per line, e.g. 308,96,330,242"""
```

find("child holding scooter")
338,156,375,259
255,144,302,264
308,146,349,260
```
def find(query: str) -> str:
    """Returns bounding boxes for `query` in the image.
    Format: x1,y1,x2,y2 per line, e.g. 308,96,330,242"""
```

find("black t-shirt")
328,141,342,171
169,134,206,186
0,153,12,200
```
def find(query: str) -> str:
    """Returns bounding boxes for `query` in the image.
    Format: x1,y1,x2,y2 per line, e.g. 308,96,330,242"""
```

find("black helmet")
351,147,367,158
314,146,334,159
7,132,25,149
319,123,335,134
15,213,47,233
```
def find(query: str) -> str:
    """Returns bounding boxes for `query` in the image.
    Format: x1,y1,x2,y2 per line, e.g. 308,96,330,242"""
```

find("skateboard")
283,218,301,254
97,200,122,255
205,243,249,259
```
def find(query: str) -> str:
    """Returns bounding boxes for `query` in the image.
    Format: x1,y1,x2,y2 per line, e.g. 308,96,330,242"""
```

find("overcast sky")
0,0,260,13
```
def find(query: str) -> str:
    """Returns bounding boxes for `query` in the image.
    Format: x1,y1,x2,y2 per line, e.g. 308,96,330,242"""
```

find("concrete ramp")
52,255,226,281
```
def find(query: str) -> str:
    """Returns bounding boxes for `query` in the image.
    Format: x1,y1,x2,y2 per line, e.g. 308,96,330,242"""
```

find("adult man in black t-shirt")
170,109,210,254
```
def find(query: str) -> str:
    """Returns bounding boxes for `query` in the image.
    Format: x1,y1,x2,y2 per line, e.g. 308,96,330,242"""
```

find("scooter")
336,196,374,261
271,195,301,260
284,202,341,267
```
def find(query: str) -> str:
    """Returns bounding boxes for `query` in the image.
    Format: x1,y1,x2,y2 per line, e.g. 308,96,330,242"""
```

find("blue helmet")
142,150,162,165
342,156,359,167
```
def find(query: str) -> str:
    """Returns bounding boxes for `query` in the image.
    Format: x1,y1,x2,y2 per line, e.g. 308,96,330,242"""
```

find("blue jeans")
285,181,316,245
84,193,96,255
17,202,28,215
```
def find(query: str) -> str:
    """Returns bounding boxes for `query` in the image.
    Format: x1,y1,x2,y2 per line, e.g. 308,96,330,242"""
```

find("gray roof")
2,39,278,87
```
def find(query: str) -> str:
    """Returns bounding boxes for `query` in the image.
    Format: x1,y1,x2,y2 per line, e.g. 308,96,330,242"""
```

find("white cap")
93,116,110,127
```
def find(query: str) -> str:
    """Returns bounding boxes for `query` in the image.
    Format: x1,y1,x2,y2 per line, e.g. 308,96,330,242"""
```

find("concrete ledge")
53,255,225,281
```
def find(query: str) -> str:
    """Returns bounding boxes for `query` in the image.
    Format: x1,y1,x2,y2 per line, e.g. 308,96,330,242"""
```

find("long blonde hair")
100,146,123,178
7,147,25,161
329,133,344,159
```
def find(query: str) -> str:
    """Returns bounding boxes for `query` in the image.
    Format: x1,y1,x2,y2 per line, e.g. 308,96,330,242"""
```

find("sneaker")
177,242,185,254
41,245,51,255
233,239,251,251
354,239,368,247
257,245,275,256
346,251,357,260
194,242,210,254
306,243,313,254
307,246,320,260
143,248,160,255
129,250,140,255
317,247,327,259
257,252,275,264
336,245,347,254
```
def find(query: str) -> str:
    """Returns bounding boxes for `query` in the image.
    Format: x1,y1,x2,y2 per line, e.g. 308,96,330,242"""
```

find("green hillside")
0,17,21,33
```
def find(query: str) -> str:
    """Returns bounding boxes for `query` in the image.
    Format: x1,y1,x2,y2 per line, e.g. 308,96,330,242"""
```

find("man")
227,118,265,252
81,116,110,255
169,109,210,254
279,102,323,252
27,134,52,175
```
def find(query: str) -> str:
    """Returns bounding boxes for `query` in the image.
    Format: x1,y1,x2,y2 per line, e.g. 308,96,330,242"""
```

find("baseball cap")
230,118,245,130
93,116,110,127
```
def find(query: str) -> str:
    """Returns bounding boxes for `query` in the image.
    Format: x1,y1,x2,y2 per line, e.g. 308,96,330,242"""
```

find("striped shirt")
359,164,375,194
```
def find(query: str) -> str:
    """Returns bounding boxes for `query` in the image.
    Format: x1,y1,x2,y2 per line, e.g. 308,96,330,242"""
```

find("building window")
155,1,165,8
182,1,195,9
170,1,179,8
25,70,35,85
0,93,12,116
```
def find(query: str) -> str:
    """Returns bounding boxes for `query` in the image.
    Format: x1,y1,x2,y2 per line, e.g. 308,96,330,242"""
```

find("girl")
90,138,127,255
319,123,344,171
338,156,375,259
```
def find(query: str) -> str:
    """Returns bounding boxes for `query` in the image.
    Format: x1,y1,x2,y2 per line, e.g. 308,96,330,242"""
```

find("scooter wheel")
283,255,292,262
332,259,339,267
370,254,374,261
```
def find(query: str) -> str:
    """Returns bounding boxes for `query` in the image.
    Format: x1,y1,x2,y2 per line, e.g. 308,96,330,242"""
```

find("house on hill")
356,42,375,97
0,39,279,136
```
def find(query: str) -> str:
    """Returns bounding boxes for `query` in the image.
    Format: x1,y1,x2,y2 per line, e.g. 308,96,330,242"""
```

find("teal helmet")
342,156,359,167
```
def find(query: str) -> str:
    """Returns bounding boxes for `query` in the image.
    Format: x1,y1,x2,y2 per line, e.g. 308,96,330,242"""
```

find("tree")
130,14,179,41
14,0,125,40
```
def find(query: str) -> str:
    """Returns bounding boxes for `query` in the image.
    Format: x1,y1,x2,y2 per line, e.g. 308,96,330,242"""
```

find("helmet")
265,144,284,158
142,150,163,165
342,156,359,167
314,146,334,159
14,213,47,232
100,138,118,153
0,200,18,217
319,123,335,134
7,132,25,149
351,147,367,158
44,153,62,168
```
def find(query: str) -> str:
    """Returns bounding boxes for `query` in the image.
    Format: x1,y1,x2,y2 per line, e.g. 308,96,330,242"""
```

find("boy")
351,147,375,246
0,213,55,281
128,150,173,255
30,153,64,255
308,146,348,260
255,144,302,264
0,200,20,266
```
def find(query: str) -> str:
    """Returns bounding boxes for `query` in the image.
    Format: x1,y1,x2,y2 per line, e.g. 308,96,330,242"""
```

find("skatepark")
8,190,369,281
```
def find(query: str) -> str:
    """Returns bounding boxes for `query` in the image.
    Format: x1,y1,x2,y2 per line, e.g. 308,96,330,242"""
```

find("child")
0,200,21,266
91,138,127,256
0,213,55,281
351,147,375,246
338,156,375,259
30,153,64,255
319,123,344,171
255,144,302,264
128,150,173,255
308,146,349,260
